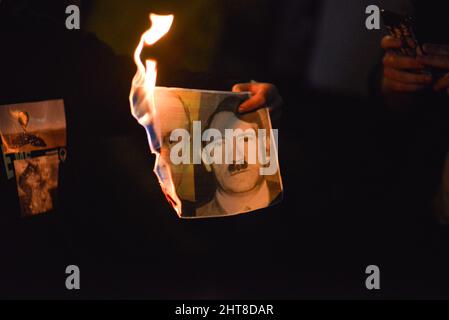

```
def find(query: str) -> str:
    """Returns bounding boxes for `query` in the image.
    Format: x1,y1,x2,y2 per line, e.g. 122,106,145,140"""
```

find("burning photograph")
129,13,283,218
133,86,283,218
0,100,66,155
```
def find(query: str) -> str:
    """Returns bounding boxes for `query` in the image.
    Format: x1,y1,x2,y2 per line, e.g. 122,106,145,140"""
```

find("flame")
132,14,173,96
129,14,183,217
143,14,175,46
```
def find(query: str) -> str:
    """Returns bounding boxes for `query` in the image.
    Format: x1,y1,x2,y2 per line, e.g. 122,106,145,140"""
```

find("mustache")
228,160,248,174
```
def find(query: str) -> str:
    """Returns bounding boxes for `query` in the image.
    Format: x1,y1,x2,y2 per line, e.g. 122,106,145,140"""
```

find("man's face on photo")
154,92,189,190
209,111,264,194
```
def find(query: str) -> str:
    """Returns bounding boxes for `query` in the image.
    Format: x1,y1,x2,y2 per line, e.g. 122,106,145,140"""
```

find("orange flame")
131,14,174,102
129,14,183,217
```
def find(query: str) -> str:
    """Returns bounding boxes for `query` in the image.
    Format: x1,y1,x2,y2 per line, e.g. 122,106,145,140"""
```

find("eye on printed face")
208,111,264,194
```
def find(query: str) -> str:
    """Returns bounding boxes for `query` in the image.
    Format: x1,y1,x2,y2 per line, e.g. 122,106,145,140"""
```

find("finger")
417,55,449,69
239,93,267,113
240,93,283,113
383,78,427,93
384,67,433,85
233,83,281,113
383,52,424,70
381,36,402,50
434,73,449,91
423,43,449,56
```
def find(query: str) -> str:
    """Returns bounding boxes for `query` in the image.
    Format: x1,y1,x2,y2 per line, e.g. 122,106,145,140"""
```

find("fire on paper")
129,14,283,218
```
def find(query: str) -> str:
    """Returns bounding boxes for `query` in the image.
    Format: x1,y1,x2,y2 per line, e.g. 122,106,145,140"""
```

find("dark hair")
205,95,264,131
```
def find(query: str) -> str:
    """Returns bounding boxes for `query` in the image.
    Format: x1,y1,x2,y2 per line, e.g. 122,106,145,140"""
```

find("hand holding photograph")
129,14,283,218
134,87,283,219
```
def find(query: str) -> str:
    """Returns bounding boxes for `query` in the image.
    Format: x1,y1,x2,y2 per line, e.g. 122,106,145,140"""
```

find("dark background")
1,0,449,299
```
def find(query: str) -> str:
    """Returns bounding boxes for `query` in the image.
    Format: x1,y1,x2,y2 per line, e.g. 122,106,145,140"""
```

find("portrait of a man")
196,96,282,218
